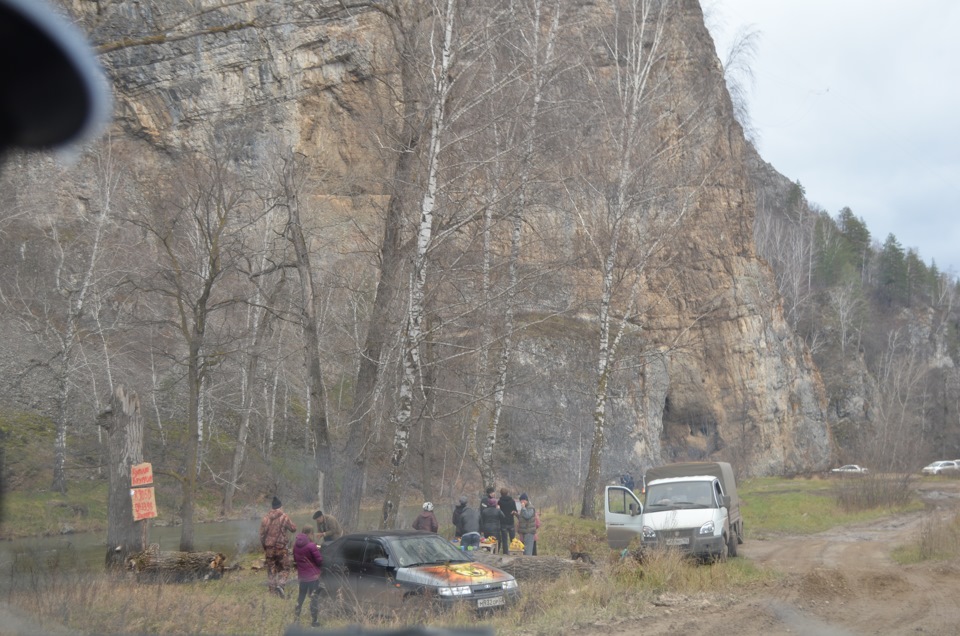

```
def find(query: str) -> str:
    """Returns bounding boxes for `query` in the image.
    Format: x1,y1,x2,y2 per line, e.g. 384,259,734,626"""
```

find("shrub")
832,472,914,512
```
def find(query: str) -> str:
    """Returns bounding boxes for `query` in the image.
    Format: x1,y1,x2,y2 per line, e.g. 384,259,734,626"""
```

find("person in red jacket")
292,525,323,627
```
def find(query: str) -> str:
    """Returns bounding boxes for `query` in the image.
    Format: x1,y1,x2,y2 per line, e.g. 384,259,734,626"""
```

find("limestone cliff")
47,0,831,486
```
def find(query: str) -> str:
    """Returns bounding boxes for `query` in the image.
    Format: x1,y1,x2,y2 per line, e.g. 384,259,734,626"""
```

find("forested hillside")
748,150,960,470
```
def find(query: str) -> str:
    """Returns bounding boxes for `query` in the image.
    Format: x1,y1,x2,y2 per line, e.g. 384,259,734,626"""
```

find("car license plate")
477,596,505,609
665,537,689,546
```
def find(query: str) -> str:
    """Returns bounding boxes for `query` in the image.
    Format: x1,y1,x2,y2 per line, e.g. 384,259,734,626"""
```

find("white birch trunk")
477,0,561,487
382,0,457,529
579,0,667,518
50,156,114,493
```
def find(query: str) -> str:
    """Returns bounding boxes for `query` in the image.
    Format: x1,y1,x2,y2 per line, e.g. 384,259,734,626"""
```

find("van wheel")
713,539,728,563
727,531,738,558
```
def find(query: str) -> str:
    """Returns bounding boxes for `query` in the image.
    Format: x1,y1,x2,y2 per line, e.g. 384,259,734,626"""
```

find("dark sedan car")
319,530,519,613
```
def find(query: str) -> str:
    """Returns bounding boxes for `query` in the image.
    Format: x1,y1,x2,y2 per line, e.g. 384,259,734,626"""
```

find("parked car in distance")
831,464,868,474
921,460,960,476
319,530,519,613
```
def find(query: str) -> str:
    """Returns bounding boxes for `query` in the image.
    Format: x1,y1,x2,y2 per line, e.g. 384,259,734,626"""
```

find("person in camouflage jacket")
260,496,297,597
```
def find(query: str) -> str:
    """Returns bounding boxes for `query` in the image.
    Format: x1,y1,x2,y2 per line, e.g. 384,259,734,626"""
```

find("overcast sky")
703,1,960,275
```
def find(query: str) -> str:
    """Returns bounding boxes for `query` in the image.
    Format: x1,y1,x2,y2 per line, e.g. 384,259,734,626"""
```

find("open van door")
604,485,643,549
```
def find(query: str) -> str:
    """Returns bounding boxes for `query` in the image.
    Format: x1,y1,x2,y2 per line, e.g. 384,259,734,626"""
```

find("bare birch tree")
379,0,459,529
339,0,511,528
571,0,713,518
221,237,286,514
338,0,423,531
465,0,563,489
0,140,126,493
128,146,261,551
277,152,335,511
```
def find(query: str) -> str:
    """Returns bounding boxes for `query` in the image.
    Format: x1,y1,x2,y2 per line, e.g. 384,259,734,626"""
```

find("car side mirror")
373,557,391,569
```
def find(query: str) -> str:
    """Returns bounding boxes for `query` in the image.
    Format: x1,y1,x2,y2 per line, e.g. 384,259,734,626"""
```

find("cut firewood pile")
470,550,594,580
127,544,230,582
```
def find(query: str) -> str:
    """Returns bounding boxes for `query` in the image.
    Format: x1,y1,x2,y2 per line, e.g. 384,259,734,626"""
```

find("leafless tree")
126,144,263,551
221,216,287,514
868,327,930,470
568,0,716,518
276,152,335,511
462,0,564,490
0,139,128,493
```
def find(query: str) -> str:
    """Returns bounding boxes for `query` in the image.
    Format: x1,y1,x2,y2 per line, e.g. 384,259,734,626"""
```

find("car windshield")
388,535,471,567
645,481,714,508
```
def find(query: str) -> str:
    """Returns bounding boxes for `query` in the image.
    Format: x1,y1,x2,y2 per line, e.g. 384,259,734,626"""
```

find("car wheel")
401,588,436,620
727,530,738,558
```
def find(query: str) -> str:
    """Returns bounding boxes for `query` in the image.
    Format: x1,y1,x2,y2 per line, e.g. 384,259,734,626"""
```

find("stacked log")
128,544,228,582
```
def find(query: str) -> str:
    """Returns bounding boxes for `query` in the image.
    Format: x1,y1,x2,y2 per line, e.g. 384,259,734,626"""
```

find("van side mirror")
722,495,731,509
629,502,641,516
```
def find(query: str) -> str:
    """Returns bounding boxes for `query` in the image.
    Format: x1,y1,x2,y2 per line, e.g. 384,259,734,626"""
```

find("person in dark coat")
480,497,506,553
458,501,482,550
292,526,323,627
452,496,468,539
412,501,439,533
516,493,537,555
497,488,518,554
312,510,343,543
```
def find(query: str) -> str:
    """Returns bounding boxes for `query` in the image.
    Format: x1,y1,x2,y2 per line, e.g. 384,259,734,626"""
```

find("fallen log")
128,544,228,582
470,552,593,580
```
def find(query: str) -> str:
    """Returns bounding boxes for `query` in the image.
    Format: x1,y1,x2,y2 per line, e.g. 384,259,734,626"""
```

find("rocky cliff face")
495,2,832,480
49,0,831,485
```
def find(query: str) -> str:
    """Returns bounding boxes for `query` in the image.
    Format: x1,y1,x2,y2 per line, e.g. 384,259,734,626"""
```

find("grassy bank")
1,481,110,539
740,473,922,537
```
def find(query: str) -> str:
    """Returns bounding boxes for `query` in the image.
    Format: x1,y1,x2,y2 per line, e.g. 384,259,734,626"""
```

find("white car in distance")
921,460,960,476
830,464,868,474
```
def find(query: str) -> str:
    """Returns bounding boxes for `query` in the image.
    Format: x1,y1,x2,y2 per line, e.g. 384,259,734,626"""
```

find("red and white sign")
131,462,153,487
132,487,158,521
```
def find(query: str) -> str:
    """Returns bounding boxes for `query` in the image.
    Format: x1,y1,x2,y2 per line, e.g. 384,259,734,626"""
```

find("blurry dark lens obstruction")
0,0,110,150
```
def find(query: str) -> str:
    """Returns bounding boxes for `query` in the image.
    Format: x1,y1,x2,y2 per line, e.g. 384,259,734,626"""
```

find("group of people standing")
445,487,540,556
258,497,343,627
259,488,539,624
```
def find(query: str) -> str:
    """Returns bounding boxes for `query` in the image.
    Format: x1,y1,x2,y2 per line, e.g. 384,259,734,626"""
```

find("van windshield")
645,481,714,509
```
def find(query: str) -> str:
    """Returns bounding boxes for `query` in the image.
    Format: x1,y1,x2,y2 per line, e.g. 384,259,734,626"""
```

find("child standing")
292,525,323,627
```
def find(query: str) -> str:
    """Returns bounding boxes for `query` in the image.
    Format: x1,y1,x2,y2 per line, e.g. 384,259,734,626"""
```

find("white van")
604,461,743,560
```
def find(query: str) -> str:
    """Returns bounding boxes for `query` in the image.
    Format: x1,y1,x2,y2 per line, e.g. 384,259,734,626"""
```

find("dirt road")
597,478,960,636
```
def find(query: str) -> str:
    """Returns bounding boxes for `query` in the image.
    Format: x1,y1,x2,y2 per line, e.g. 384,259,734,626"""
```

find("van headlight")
699,520,715,535
642,525,656,539
438,585,472,597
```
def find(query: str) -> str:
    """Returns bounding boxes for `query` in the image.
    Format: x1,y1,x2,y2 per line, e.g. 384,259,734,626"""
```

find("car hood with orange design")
396,560,514,587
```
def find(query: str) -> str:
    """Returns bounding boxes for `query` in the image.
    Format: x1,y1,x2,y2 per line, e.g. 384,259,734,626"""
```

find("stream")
0,518,262,577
